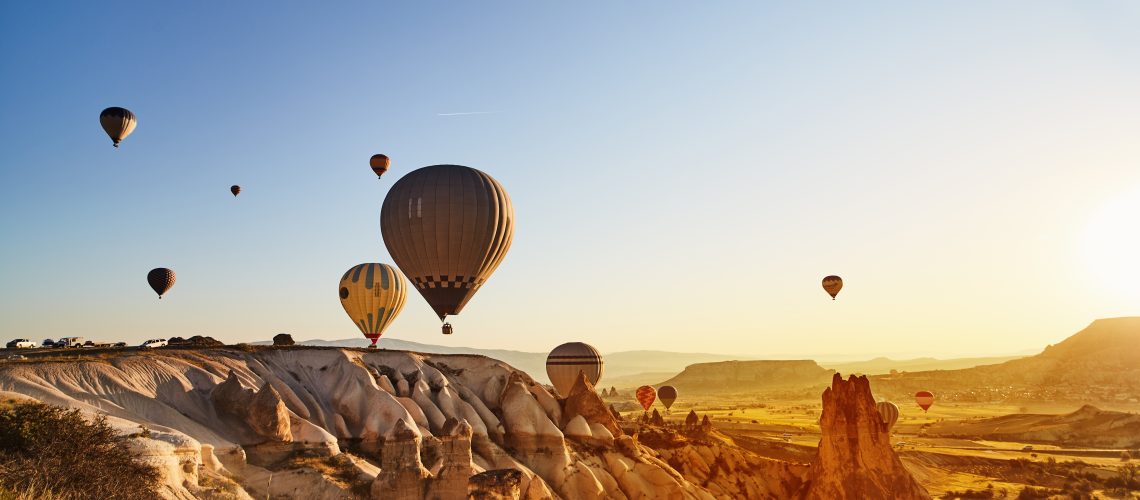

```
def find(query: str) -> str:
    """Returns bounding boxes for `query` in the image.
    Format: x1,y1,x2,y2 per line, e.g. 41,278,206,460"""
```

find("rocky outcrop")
561,371,623,439
469,469,522,499
373,418,431,500
799,373,930,500
0,348,933,499
659,360,836,393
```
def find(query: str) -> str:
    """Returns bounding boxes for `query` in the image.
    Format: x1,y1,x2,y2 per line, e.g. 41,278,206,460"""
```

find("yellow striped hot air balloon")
338,263,407,348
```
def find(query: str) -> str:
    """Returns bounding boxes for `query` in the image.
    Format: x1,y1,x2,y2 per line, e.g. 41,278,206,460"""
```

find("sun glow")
1080,187,1140,300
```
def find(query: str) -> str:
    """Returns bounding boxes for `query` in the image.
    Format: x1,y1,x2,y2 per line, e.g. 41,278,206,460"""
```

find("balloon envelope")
657,385,677,410
546,342,603,397
822,275,843,299
147,268,175,299
915,391,935,412
380,165,514,321
230,185,241,196
370,154,390,178
99,107,137,147
877,401,900,430
636,385,657,411
339,263,407,346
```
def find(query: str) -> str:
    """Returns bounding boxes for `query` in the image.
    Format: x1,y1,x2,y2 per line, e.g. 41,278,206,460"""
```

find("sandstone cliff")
0,348,927,499
798,374,930,500
658,360,836,394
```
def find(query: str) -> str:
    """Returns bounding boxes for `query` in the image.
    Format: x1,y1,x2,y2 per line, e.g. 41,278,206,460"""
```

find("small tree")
273,333,295,346
1121,450,1132,462
0,402,160,499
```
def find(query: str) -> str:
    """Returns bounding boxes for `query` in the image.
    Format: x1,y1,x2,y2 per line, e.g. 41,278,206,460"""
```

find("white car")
140,339,167,349
6,339,37,349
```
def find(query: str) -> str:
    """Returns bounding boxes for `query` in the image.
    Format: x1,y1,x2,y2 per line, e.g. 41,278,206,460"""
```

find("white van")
140,339,167,349
56,337,86,348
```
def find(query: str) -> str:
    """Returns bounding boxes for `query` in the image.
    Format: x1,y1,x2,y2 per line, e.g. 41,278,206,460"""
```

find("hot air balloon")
370,154,391,178
147,268,175,299
877,401,899,431
822,275,843,300
99,107,137,148
339,263,408,348
380,165,514,331
915,391,934,412
230,185,241,197
636,386,657,412
546,342,603,397
658,386,677,411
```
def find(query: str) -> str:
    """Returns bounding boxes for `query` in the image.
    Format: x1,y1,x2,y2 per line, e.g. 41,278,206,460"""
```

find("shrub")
272,333,295,347
0,402,160,499
1122,450,1132,462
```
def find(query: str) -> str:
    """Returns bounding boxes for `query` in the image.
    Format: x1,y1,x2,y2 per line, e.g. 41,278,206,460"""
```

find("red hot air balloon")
230,185,241,197
636,385,656,412
915,391,935,412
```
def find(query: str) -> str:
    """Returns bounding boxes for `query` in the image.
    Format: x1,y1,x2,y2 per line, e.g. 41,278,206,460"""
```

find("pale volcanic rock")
799,373,931,500
373,418,431,500
0,347,934,499
561,371,623,438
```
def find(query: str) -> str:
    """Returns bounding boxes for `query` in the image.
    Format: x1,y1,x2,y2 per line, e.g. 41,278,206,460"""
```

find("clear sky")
2,2,1138,358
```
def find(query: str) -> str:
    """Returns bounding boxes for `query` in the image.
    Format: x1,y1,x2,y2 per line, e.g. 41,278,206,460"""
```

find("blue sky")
2,2,1139,357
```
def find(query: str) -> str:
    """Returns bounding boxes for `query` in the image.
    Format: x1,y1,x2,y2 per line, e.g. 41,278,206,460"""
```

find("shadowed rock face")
799,373,931,500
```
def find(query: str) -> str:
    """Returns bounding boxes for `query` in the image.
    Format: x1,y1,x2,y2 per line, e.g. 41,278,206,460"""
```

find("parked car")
113,342,127,348
6,339,37,349
56,337,86,348
41,339,57,348
140,339,167,349
1022,445,1034,452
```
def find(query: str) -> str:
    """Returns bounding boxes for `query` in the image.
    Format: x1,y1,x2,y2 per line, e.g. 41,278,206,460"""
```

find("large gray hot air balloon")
99,107,137,148
380,165,514,327
546,342,603,398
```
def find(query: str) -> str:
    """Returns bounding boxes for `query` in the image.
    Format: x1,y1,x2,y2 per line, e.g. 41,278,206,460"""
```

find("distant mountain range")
268,335,1036,389
869,317,1140,405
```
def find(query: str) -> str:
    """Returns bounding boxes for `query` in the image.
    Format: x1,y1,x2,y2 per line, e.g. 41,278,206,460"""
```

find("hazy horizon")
3,2,1140,357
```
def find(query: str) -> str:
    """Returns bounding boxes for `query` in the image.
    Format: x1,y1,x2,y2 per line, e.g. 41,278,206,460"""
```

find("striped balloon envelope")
380,165,514,325
338,263,407,347
99,107,137,148
877,401,900,431
545,342,603,397
915,391,935,412
636,385,657,412
657,385,677,410
147,268,176,299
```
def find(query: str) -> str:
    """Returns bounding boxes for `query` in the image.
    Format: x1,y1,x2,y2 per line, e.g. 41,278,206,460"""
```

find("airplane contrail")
437,111,501,116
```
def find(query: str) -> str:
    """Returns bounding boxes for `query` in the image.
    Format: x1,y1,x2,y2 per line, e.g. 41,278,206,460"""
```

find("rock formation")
799,373,931,500
0,348,932,499
660,359,836,393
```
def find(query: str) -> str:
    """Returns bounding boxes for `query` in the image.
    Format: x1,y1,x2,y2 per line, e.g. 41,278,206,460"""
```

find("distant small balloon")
230,185,241,197
636,385,656,412
915,391,934,412
99,107,137,148
877,401,900,431
658,385,677,410
370,154,390,178
147,268,176,299
822,275,843,300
